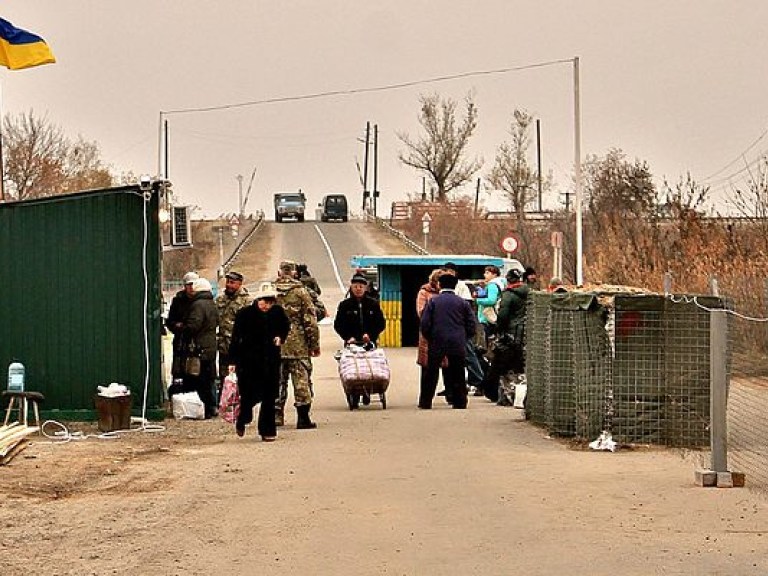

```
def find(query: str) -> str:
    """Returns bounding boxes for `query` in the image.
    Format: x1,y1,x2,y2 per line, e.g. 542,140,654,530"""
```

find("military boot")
275,408,284,427
296,404,317,429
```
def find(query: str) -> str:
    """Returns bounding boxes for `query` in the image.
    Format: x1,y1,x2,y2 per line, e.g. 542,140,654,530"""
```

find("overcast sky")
3,2,767,217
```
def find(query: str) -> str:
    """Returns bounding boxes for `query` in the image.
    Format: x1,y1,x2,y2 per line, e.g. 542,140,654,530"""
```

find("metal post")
709,275,720,296
663,271,673,294
373,124,378,217
213,226,226,279
474,178,481,216
362,121,370,212
573,56,583,285
536,119,542,213
157,111,164,179
710,309,728,473
236,174,244,217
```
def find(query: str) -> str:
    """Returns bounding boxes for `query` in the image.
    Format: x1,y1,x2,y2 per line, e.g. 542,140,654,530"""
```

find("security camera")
139,174,152,191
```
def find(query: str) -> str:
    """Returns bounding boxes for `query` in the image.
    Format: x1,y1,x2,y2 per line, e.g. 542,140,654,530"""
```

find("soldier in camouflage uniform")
274,260,321,429
215,270,251,391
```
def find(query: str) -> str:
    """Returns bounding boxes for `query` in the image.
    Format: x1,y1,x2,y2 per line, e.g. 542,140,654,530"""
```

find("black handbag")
183,340,202,377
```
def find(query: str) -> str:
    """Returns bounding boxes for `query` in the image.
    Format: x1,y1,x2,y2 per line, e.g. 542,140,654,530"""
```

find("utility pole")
213,225,227,279
236,174,244,218
362,121,370,212
536,119,542,212
373,124,379,218
474,178,481,216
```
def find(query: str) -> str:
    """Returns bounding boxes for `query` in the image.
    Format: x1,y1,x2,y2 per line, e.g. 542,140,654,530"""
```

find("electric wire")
667,293,768,322
701,125,768,183
162,59,575,116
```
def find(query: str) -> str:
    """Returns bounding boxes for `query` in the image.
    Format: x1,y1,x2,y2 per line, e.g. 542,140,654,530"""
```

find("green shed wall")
0,187,163,420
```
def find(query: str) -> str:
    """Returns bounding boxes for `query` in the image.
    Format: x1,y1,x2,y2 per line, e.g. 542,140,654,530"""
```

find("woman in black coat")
181,278,219,418
228,284,290,441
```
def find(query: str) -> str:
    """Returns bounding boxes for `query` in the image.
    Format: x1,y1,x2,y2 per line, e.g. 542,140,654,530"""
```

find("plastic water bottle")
8,361,25,392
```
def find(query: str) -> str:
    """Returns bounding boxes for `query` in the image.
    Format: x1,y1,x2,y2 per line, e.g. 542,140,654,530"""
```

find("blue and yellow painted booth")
350,254,524,347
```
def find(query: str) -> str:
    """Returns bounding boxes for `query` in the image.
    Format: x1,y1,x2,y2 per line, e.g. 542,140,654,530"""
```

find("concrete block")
731,471,746,488
717,472,734,488
694,469,717,487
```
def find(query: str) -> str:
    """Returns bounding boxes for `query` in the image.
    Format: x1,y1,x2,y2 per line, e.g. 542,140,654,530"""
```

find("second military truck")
274,191,306,222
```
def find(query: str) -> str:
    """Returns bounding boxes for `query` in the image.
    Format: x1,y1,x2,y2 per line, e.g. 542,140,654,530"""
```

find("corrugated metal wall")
0,187,163,419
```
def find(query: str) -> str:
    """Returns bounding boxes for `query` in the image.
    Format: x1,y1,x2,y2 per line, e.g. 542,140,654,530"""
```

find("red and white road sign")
500,235,519,254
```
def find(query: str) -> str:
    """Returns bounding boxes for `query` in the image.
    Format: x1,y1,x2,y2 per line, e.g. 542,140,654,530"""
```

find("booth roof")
350,254,523,269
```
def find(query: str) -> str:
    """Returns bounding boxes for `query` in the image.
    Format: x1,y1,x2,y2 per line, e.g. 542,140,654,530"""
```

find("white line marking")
314,224,346,292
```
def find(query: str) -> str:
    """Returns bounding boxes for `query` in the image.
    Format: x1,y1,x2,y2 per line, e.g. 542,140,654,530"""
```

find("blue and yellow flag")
0,17,55,70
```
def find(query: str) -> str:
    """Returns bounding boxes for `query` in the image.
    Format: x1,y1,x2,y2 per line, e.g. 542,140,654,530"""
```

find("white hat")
192,278,212,293
253,281,278,300
183,271,199,285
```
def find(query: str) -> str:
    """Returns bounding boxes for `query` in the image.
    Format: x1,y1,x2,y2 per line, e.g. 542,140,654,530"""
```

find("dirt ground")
2,221,767,575
3,342,768,575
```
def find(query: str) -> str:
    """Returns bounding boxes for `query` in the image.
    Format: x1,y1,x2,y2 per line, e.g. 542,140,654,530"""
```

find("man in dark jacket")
229,282,290,441
334,273,386,408
419,273,476,409
483,268,530,402
182,278,219,418
334,273,386,345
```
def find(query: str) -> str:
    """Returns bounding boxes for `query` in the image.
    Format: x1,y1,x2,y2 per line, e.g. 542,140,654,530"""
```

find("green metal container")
0,186,164,420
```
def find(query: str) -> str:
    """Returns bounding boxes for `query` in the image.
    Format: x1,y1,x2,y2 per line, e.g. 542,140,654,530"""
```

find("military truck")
273,191,306,222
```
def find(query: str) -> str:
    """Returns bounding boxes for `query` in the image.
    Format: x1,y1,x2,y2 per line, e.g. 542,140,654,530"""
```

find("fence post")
663,271,673,294
709,275,719,296
710,309,728,473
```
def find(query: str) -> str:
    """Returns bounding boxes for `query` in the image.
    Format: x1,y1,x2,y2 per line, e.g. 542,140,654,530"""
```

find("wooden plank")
0,426,38,456
0,440,28,466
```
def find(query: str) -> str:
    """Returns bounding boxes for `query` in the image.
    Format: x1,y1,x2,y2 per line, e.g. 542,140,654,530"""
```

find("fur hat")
192,278,212,293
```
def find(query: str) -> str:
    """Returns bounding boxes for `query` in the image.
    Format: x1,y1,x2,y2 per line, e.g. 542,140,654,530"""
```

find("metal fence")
722,289,768,494
525,287,768,494
526,292,723,446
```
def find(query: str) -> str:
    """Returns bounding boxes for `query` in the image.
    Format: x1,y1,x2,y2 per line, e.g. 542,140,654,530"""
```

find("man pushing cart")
333,273,388,409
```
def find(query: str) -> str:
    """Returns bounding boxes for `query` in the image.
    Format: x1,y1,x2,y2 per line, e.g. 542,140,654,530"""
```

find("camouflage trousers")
277,358,314,410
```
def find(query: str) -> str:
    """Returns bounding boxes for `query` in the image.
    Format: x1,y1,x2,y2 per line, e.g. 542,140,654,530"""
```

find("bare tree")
397,92,482,202
727,156,768,253
488,109,550,217
583,148,656,225
2,110,112,201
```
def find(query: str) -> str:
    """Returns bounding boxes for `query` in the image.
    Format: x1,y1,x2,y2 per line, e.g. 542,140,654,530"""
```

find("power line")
162,58,574,116
701,124,768,183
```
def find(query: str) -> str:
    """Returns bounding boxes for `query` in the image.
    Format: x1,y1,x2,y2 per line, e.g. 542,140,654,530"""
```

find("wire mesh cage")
525,291,727,448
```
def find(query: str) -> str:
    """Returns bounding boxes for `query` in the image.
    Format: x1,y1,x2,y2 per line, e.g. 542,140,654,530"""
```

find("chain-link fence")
722,287,768,494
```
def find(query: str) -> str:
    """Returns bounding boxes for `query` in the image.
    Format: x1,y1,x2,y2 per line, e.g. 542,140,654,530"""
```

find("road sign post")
422,212,432,252
500,234,519,259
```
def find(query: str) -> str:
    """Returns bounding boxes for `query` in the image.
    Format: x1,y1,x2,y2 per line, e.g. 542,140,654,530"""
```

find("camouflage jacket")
300,275,321,296
216,287,251,353
274,277,319,358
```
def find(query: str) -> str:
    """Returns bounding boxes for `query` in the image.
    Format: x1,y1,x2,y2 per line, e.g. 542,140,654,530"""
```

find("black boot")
296,404,317,429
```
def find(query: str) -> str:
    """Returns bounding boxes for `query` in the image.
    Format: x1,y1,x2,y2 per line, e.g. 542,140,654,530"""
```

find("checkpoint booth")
350,254,524,348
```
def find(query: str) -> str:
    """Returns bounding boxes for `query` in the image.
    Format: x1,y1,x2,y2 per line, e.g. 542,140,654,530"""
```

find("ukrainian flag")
0,17,55,70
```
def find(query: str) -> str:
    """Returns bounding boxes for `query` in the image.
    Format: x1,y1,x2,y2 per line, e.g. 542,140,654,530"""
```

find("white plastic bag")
172,391,205,420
